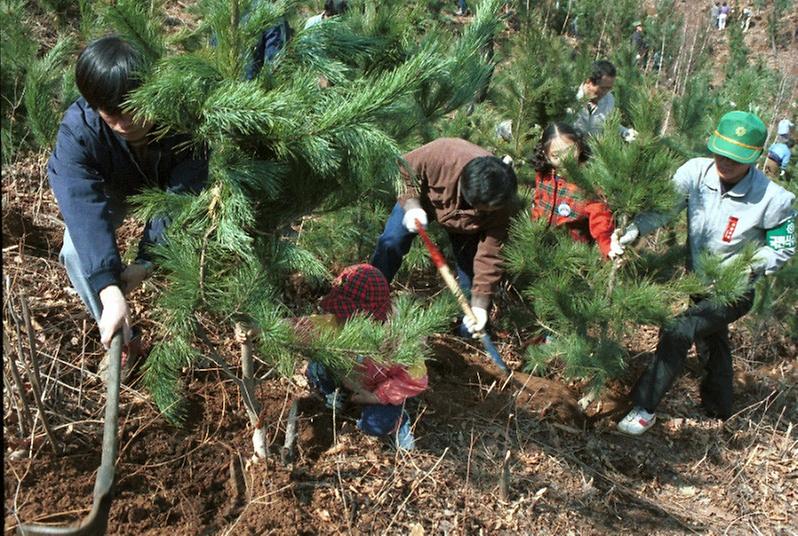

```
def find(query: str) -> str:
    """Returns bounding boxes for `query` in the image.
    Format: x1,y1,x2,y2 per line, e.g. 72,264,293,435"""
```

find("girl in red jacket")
531,123,622,259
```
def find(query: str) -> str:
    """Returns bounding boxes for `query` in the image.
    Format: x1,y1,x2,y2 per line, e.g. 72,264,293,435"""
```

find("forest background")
3,0,797,534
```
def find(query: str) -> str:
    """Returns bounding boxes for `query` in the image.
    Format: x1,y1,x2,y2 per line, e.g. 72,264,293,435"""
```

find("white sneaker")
617,407,656,435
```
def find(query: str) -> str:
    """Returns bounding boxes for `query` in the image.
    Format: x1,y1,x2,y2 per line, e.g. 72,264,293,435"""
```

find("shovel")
17,332,123,536
415,221,509,373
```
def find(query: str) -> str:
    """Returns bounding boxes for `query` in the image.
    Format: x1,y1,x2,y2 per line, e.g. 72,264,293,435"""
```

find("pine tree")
100,0,506,423
0,1,79,161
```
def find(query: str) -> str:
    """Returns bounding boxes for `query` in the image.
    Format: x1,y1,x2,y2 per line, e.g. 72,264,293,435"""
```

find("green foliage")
298,293,457,375
693,244,759,307
505,212,686,388
668,72,716,158
125,0,506,421
0,0,37,163
489,22,584,157
564,106,681,222
725,21,749,80
23,36,76,149
101,0,167,69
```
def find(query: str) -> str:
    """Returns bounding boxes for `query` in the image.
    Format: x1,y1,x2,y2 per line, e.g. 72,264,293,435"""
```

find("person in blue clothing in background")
765,134,793,179
764,118,794,179
48,36,209,376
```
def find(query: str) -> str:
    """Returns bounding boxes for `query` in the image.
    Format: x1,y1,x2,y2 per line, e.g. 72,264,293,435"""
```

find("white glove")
622,128,639,143
618,223,640,246
98,285,132,348
608,230,625,259
463,307,488,337
402,207,428,233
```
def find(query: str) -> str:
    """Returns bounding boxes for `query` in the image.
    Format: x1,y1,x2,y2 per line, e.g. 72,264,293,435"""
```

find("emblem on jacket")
722,216,739,242
557,203,572,217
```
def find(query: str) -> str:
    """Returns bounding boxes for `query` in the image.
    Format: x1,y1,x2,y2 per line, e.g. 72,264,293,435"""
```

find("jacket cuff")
87,268,121,296
470,293,490,310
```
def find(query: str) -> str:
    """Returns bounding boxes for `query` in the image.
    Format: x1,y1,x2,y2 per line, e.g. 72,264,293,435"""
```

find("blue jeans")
60,199,127,323
457,0,468,12
306,361,414,449
370,203,477,296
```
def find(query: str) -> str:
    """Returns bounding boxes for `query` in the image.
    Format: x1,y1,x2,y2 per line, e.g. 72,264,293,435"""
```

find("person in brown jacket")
370,138,518,336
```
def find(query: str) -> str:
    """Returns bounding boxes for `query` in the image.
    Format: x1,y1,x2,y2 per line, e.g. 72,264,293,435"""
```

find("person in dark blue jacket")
48,36,208,366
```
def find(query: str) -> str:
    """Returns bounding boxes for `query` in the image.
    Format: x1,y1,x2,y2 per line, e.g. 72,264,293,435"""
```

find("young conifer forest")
3,0,798,533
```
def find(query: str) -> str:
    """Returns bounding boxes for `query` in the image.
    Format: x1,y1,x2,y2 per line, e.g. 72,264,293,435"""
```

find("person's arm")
751,197,796,276
585,199,615,257
48,123,124,295
632,159,695,236
136,146,209,264
49,122,133,345
471,220,509,310
780,148,791,170
397,148,425,207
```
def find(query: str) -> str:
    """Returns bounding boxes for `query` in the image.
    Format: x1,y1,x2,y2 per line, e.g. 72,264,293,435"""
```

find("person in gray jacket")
613,111,796,435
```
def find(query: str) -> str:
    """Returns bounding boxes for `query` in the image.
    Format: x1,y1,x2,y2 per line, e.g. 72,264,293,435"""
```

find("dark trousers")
370,202,478,295
631,290,755,418
305,361,407,436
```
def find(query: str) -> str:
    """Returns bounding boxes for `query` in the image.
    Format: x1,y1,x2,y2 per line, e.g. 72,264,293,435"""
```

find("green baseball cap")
632,20,642,27
707,111,767,164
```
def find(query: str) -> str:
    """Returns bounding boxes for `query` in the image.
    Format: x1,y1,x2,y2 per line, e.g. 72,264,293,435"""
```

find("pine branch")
23,35,75,149
103,0,166,67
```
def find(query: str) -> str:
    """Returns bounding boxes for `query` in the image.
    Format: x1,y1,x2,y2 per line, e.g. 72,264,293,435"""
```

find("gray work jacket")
635,157,796,276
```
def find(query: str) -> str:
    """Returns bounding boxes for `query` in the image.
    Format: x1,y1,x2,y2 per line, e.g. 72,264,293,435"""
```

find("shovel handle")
416,221,479,327
17,332,123,536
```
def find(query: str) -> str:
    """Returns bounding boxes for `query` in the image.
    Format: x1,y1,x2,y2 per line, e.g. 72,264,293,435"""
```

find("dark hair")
324,0,348,16
531,123,590,174
588,60,617,84
460,156,518,209
75,36,144,114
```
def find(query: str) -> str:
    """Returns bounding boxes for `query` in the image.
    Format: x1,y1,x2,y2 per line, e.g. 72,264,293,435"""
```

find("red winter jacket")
531,170,615,257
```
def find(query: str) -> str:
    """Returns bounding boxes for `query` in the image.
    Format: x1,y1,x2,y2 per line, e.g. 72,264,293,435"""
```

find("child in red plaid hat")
531,123,623,259
292,264,426,450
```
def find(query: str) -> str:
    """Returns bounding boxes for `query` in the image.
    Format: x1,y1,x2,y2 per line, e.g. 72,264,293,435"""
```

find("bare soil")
3,153,797,535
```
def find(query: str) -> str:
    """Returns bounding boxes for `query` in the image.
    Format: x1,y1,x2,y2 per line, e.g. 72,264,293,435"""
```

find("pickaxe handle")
415,219,509,373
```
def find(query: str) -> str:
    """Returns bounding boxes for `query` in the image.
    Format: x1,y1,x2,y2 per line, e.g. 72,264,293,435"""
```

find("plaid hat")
320,264,391,322
707,111,767,164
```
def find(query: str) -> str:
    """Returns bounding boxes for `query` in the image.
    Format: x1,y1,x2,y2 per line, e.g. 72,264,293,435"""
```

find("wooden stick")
3,331,33,436
10,295,60,455
4,367,28,437
499,449,512,501
238,323,267,461
280,399,299,465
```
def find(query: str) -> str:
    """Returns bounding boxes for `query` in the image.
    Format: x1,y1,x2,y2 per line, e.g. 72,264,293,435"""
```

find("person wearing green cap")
612,111,796,435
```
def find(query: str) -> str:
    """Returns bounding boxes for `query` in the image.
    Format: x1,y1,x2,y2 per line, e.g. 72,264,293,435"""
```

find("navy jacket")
48,98,208,295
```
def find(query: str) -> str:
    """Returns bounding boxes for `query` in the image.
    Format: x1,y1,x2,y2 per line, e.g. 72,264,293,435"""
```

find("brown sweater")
398,138,512,307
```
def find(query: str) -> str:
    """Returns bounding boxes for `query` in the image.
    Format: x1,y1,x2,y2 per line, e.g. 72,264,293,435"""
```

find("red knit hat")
319,264,391,322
